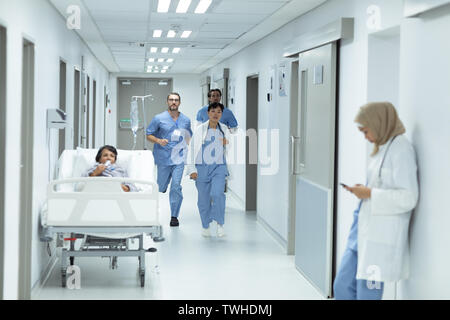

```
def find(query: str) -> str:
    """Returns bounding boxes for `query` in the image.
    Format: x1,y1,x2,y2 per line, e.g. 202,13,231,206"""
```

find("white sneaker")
202,227,211,238
217,225,225,237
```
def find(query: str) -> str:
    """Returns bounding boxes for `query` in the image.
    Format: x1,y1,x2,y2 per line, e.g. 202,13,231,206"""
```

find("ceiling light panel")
153,29,163,37
195,0,212,14
150,47,158,53
172,47,181,53
167,30,177,38
161,47,169,53
180,30,192,38
176,0,192,13
157,0,171,13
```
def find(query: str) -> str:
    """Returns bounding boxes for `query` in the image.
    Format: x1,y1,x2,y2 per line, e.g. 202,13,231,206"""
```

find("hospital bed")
40,148,164,288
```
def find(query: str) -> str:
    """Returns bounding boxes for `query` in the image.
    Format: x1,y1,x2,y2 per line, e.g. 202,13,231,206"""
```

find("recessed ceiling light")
161,47,169,53
154,70,160,73
153,30,163,38
176,0,191,13
158,58,165,62
148,58,155,62
150,47,158,53
172,47,181,53
181,30,192,38
157,0,171,13
161,70,167,73
154,66,159,70
167,58,174,63
195,0,212,14
167,30,176,38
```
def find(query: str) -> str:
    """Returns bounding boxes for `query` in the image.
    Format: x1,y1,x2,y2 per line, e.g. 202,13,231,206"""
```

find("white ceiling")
49,0,327,74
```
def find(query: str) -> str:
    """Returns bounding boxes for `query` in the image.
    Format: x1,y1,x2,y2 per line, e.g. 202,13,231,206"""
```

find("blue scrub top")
196,105,238,129
195,127,227,168
146,110,192,166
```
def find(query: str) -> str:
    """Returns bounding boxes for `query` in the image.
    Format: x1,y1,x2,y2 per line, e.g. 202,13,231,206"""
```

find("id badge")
173,129,181,137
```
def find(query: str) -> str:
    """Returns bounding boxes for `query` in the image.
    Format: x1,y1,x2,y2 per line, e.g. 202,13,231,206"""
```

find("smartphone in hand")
340,183,349,188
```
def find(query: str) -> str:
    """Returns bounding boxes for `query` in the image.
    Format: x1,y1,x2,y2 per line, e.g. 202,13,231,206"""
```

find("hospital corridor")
33,178,324,300
1,0,450,302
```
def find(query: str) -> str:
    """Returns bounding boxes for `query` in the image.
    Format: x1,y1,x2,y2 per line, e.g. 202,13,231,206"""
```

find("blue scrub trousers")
333,206,384,300
195,164,228,228
157,164,184,218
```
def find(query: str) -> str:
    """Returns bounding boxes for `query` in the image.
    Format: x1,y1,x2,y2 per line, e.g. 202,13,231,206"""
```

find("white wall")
107,73,201,146
202,0,404,251
0,0,110,298
203,0,450,299
397,6,450,299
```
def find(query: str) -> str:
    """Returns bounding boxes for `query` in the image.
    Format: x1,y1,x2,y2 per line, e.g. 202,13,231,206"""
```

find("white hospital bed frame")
42,160,164,288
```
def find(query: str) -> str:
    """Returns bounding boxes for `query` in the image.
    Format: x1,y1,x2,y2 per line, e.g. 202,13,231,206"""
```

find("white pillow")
73,147,97,177
115,148,134,172
57,150,77,180
127,150,155,181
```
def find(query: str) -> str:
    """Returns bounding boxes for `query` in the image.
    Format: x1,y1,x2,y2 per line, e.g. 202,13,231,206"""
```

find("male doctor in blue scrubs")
196,89,238,133
146,93,193,227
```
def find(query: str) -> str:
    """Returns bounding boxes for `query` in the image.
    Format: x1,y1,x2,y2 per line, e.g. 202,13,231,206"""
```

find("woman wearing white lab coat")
333,102,419,300
186,103,233,237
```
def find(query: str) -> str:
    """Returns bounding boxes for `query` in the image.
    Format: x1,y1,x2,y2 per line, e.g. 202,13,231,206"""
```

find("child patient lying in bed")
83,145,136,192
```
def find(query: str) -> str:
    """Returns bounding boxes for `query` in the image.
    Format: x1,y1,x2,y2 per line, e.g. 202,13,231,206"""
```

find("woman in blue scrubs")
187,102,231,237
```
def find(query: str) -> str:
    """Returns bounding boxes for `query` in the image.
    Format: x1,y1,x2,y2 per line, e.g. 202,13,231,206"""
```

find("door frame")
0,24,7,300
19,37,35,300
245,74,259,212
288,59,299,255
73,68,81,148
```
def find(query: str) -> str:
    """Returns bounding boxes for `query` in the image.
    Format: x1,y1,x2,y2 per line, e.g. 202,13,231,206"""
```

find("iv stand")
131,94,153,150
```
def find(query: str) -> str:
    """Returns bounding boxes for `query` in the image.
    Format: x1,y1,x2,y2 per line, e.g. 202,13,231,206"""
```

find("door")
246,75,258,211
19,39,35,300
58,60,66,157
201,83,210,106
294,42,338,298
73,69,81,148
86,76,90,148
0,25,6,300
92,80,97,148
80,72,87,147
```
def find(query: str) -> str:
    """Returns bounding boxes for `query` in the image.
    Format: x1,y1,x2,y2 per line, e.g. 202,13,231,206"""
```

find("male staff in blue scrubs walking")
196,89,238,132
146,93,193,227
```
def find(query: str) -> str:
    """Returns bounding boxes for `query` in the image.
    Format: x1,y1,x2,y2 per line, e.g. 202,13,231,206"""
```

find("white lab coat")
356,135,419,282
185,120,233,178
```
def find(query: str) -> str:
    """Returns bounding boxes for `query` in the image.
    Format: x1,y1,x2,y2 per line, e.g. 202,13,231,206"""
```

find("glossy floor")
33,177,324,300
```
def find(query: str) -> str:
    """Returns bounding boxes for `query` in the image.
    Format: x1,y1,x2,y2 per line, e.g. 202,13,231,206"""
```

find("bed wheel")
140,273,145,287
61,271,67,288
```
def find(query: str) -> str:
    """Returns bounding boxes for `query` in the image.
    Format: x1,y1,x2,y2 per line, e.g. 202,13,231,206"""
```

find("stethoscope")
377,135,398,179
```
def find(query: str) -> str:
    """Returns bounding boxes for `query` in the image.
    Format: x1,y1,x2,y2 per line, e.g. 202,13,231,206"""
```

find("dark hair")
96,145,118,162
208,102,224,112
167,92,181,102
207,89,222,98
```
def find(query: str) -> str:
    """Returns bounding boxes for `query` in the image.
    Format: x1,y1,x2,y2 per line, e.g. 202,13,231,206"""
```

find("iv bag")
130,100,139,136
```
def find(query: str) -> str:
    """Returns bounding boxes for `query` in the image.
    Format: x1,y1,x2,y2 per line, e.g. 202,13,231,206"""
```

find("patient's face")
99,149,117,164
